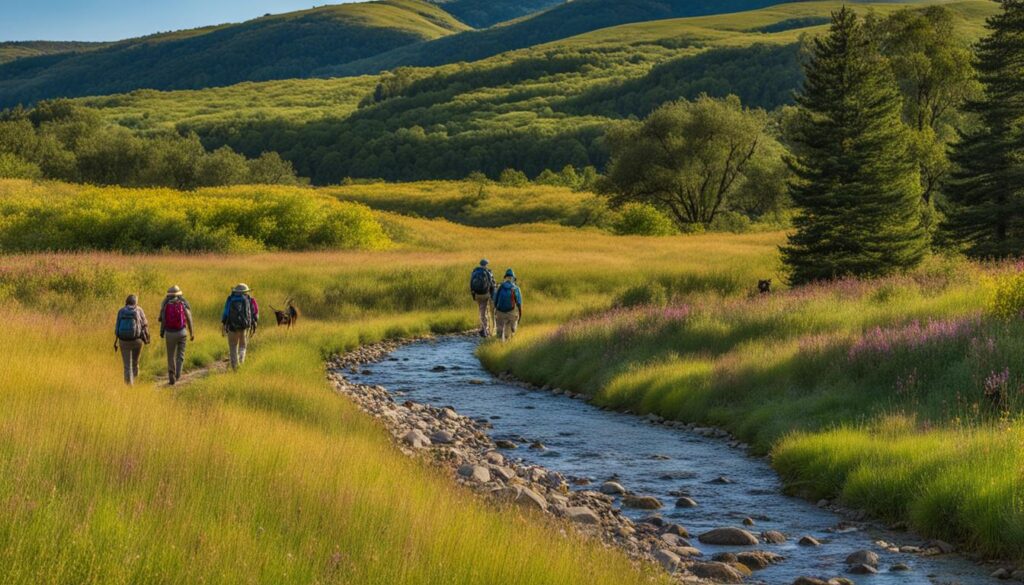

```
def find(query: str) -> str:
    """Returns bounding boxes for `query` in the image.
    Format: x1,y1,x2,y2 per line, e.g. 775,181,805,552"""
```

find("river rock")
689,561,745,583
565,506,601,525
829,579,854,585
491,466,516,482
431,430,455,444
665,523,690,537
798,535,821,546
792,579,829,585
599,481,627,495
439,407,458,419
699,527,759,546
484,451,504,465
654,549,681,572
736,550,784,570
401,429,431,448
660,533,688,547
848,564,878,575
505,486,548,512
890,563,911,572
742,517,755,526
495,439,517,449
845,550,879,567
761,530,787,544
929,539,955,554
457,464,490,483
675,496,698,508
710,475,734,484
622,495,663,510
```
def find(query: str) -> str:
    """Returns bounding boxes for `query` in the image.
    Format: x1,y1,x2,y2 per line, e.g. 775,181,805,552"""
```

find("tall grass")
480,255,1024,559
0,221,780,583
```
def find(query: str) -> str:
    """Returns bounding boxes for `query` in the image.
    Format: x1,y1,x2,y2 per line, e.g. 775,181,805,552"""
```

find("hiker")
493,268,523,342
114,294,151,385
159,285,195,385
221,283,258,370
470,258,497,337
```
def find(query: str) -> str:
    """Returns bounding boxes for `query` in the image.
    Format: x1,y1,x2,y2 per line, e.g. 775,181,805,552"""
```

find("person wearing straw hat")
221,283,259,370
159,285,194,385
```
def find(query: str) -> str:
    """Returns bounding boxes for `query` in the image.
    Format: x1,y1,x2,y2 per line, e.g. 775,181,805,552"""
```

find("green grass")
0,207,784,583
480,256,1024,559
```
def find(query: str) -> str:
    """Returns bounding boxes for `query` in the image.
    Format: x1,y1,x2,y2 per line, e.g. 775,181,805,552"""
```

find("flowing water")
349,336,995,585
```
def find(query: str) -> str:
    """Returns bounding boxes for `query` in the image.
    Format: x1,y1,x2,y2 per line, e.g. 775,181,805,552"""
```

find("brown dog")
271,299,300,328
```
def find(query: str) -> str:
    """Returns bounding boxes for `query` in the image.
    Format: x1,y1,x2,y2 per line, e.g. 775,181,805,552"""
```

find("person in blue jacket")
492,268,523,342
221,283,259,370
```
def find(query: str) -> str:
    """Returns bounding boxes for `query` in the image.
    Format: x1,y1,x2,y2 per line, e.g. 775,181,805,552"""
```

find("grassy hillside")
0,0,469,108
74,1,993,183
0,41,110,64
426,0,566,28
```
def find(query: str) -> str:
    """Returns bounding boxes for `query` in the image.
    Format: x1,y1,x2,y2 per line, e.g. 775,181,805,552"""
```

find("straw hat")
166,285,183,297
232,283,252,294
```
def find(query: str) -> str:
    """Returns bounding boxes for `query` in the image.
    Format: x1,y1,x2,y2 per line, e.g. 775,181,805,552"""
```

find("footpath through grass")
480,256,1024,559
0,220,778,583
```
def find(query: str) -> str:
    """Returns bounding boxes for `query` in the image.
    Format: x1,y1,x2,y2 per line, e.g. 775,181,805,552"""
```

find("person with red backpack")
114,294,151,385
492,268,523,342
221,283,259,370
159,285,195,385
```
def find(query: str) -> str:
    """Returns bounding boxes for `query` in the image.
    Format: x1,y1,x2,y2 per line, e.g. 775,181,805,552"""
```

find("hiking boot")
168,372,176,385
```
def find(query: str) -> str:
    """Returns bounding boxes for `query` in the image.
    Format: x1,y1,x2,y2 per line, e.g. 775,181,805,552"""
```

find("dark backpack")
116,307,142,341
495,282,518,313
470,267,492,295
227,296,253,331
164,300,188,331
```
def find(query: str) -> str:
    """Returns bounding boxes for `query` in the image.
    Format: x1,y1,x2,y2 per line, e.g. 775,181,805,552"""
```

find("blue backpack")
495,282,518,312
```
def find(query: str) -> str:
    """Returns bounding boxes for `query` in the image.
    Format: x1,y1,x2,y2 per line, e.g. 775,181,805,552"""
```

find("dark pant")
165,329,187,382
120,339,144,385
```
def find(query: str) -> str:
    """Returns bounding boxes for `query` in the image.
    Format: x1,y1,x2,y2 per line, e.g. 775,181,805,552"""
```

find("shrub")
615,281,669,308
0,181,390,253
0,152,41,179
611,204,677,236
986,269,1024,318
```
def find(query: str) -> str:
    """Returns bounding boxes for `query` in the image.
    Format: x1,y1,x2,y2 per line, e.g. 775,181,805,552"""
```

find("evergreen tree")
943,0,1024,258
782,7,927,284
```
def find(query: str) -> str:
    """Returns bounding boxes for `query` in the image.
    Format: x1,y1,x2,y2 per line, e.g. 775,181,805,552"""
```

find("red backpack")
164,300,188,331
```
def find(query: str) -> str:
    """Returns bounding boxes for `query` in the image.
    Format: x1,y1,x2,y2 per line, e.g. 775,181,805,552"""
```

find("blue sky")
2,0,360,42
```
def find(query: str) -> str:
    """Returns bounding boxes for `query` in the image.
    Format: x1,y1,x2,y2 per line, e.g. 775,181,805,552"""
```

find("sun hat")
232,283,251,294
166,285,183,297
480,259,489,266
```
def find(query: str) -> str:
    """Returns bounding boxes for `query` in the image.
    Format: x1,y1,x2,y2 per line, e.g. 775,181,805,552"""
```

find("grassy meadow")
480,258,1024,558
0,197,781,583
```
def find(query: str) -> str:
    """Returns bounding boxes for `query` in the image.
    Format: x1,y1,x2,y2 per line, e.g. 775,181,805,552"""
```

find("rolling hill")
425,0,567,28
75,1,992,184
0,41,110,65
0,0,470,108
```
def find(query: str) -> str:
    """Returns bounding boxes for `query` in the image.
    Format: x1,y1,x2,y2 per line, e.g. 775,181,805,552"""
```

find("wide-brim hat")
232,283,251,294
166,285,183,297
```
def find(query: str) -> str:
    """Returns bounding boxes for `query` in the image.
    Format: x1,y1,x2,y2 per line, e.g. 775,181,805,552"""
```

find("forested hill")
425,0,566,28
0,0,469,108
0,41,111,65
330,0,812,75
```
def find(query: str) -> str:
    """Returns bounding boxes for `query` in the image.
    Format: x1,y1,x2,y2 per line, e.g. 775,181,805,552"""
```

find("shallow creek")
349,336,994,585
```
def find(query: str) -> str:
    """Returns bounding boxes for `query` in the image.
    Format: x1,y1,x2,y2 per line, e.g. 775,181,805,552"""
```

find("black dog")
271,299,300,328
758,279,772,295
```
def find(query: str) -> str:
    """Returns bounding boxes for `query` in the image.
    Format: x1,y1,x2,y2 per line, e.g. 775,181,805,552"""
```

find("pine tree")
943,0,1024,258
782,7,928,284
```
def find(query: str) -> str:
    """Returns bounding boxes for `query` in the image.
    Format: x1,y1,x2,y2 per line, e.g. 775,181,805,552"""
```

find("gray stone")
736,550,784,570
495,439,517,449
929,539,955,554
890,563,911,572
792,579,828,585
762,530,787,544
698,527,759,546
798,535,821,547
654,549,681,572
599,481,627,495
565,506,601,525
622,495,663,510
675,496,698,508
430,430,455,444
689,561,745,583
844,550,879,567
457,464,490,483
848,564,878,575
401,429,431,448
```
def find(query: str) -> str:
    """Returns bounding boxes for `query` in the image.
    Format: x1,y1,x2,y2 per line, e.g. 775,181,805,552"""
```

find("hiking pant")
120,339,144,385
165,329,187,382
227,329,248,370
495,310,519,342
474,293,492,336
